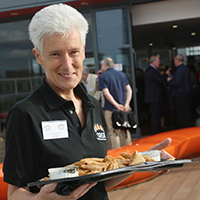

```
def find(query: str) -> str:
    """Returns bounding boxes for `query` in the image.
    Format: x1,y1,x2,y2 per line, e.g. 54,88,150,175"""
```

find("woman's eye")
51,53,60,56
71,51,80,56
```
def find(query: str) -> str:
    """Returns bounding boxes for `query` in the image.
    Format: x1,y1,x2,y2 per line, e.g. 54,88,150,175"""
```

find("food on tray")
129,150,146,166
139,150,160,161
42,150,156,181
166,158,175,161
66,150,155,176
48,166,79,180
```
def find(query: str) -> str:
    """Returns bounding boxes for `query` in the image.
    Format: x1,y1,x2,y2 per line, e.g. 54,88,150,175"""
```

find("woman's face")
33,31,85,95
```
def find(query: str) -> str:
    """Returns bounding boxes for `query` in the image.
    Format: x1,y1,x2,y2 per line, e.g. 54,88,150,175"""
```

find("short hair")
102,57,114,68
29,4,88,54
82,65,89,75
175,54,184,62
149,56,158,63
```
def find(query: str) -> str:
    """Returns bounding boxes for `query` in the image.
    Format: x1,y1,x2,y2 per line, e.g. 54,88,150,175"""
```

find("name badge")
41,120,68,140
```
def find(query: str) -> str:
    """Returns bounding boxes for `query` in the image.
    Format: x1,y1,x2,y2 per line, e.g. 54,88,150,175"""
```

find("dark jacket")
168,64,191,97
144,66,167,103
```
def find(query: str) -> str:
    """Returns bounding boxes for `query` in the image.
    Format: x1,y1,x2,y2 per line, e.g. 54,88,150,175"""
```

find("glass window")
95,8,132,81
185,46,200,56
0,20,44,113
83,13,96,73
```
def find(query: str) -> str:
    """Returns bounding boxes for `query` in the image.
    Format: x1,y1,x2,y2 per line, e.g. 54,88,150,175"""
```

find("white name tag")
42,120,68,140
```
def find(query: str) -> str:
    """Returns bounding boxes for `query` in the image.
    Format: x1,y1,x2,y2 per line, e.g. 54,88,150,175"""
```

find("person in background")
186,56,200,112
0,115,1,135
187,56,196,73
158,64,171,130
81,65,98,97
81,65,104,107
3,4,174,200
166,54,192,128
99,57,132,149
144,55,168,135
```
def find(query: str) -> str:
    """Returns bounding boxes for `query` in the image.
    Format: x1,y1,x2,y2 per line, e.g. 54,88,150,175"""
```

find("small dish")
139,150,160,161
48,166,79,180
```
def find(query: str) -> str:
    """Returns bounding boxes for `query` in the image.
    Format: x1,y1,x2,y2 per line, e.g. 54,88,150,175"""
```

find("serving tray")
27,159,194,188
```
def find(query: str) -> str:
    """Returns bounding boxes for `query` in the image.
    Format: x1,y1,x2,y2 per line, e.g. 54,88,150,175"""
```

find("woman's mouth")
60,73,75,78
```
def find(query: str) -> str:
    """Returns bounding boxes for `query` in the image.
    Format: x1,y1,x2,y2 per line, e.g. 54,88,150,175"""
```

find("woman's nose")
62,54,72,69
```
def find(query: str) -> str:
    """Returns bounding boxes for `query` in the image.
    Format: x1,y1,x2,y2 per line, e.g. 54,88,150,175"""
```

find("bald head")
101,57,114,72
174,54,184,67
150,55,160,69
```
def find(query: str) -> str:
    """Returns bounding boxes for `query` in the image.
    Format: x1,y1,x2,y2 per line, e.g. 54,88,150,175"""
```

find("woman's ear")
82,44,86,60
32,48,43,65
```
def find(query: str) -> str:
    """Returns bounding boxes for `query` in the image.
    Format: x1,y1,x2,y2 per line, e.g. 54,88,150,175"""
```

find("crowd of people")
82,53,200,139
84,53,200,139
142,54,200,135
81,58,133,150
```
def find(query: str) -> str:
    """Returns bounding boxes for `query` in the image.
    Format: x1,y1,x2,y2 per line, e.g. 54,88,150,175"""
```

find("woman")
3,4,173,200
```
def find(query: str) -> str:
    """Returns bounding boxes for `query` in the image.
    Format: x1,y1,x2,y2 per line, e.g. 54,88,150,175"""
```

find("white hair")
28,4,88,54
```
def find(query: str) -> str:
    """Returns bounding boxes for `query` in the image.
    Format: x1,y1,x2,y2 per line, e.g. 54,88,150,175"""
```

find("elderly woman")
3,4,173,200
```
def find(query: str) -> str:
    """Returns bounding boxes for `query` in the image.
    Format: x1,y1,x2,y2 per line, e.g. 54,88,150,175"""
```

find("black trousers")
175,96,192,128
149,103,161,135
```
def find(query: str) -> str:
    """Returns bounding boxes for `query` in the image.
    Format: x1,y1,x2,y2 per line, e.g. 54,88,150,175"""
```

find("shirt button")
76,123,80,127
69,110,73,114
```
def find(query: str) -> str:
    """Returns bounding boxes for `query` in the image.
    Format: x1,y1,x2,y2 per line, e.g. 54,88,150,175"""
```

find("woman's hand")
34,182,97,200
8,182,97,200
149,138,175,159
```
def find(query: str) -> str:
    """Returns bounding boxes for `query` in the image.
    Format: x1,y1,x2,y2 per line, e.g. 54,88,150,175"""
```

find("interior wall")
131,0,200,26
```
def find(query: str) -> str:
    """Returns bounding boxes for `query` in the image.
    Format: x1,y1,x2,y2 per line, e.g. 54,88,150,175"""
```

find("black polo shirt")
3,78,108,200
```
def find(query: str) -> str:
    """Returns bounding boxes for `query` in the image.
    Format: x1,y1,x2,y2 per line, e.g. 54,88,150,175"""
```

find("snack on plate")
139,150,160,161
48,166,79,180
129,150,146,166
42,150,156,180
66,150,156,176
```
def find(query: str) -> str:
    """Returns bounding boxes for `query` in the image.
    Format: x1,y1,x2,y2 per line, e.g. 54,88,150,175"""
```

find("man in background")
81,65,104,107
166,54,192,128
99,57,132,149
144,55,167,135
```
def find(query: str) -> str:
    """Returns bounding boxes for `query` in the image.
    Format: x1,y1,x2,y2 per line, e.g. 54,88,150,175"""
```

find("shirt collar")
39,77,95,110
150,64,157,70
86,75,89,84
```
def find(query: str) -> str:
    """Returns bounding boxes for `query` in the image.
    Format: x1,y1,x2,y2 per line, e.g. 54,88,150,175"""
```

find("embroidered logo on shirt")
94,123,106,141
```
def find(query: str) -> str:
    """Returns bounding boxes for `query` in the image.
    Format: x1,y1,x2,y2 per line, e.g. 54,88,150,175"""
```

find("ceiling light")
172,25,178,29
149,43,153,46
191,32,196,36
11,12,19,16
173,47,176,50
81,2,89,6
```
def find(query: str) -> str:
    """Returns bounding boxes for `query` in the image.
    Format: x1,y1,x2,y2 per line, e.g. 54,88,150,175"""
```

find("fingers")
160,150,175,159
118,105,125,111
150,138,172,151
42,183,57,194
39,182,97,199
36,183,57,199
71,182,97,199
149,138,174,160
